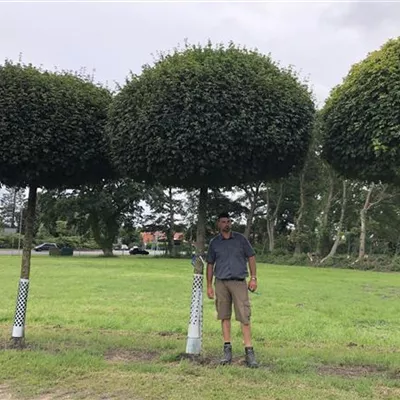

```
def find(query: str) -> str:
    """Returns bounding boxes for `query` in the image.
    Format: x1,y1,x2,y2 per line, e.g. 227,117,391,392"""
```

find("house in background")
140,231,185,246
173,232,184,245
141,231,166,244
0,227,17,236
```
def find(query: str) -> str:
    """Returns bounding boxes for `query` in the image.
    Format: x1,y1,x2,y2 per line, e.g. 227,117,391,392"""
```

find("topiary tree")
108,42,315,254
0,61,112,346
322,37,400,184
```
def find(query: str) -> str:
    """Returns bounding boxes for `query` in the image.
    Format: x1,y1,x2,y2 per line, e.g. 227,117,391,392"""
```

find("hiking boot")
245,347,259,368
220,343,232,365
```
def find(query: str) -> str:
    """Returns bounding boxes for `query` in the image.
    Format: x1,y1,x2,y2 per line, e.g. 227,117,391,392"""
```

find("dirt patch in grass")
317,364,384,378
0,385,12,400
29,393,74,400
174,353,270,369
0,339,53,353
174,352,216,366
157,331,185,340
0,339,9,351
104,349,159,363
374,386,400,398
388,369,400,379
0,385,77,400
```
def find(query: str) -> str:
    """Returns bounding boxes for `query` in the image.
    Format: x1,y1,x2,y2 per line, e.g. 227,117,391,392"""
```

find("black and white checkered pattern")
189,274,203,328
13,279,29,328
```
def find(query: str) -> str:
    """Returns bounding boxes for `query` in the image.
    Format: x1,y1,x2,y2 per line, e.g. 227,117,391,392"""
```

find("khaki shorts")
215,279,251,324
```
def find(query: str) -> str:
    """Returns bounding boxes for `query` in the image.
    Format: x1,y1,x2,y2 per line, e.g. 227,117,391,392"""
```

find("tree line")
2,143,400,270
1,38,399,273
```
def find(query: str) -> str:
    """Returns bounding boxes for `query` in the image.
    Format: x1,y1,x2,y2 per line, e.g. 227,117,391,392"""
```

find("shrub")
0,234,24,249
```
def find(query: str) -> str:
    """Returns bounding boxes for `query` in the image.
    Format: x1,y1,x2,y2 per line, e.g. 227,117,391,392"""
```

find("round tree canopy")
108,43,315,188
0,61,112,189
322,38,400,183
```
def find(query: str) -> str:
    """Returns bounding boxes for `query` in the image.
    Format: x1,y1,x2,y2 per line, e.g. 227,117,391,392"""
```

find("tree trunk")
265,183,283,252
243,184,261,240
358,184,374,261
11,188,17,228
267,223,275,252
168,187,176,257
266,187,275,252
244,202,256,240
321,180,347,263
359,209,367,260
11,185,37,347
261,238,268,255
294,172,305,255
102,246,114,257
89,214,116,257
20,187,36,279
196,187,207,257
99,221,116,256
99,230,115,256
317,169,335,256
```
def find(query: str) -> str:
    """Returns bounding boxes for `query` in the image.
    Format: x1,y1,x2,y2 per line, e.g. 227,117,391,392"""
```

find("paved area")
0,249,165,257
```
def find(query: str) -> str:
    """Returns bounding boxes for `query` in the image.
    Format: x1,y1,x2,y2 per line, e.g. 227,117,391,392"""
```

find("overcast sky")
1,1,399,107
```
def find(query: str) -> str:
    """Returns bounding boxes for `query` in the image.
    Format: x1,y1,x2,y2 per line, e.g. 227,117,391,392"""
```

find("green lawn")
0,256,399,399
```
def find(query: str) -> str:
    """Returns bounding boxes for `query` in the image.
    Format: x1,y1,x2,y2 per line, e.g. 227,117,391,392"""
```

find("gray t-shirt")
206,232,255,280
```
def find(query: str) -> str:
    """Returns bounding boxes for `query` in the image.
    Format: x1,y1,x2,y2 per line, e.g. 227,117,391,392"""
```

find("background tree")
74,180,146,256
37,180,146,256
322,37,400,262
319,179,348,263
36,191,87,238
322,38,400,184
118,222,142,248
0,187,25,229
0,61,111,345
145,186,184,256
262,182,285,252
108,42,315,253
236,183,265,240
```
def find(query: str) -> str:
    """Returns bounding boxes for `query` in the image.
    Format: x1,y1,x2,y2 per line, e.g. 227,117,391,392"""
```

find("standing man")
206,212,258,368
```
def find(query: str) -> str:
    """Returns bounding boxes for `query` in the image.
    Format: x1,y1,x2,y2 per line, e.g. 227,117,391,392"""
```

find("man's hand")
248,278,257,293
207,286,215,299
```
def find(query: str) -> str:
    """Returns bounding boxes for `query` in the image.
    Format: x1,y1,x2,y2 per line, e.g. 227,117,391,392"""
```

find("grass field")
1,256,400,400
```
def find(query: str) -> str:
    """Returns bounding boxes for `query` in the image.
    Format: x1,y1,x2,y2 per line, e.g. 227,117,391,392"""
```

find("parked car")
34,243,58,252
113,244,129,250
129,246,149,255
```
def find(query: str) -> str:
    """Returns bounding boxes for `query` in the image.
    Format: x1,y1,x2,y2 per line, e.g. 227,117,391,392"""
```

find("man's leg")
215,279,233,365
220,319,232,365
241,322,252,347
230,281,258,368
222,319,231,343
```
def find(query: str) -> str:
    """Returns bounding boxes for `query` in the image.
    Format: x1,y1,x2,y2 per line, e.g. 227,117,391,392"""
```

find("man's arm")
248,255,257,279
206,262,215,299
242,235,256,279
206,241,216,299
248,255,257,292
207,263,214,288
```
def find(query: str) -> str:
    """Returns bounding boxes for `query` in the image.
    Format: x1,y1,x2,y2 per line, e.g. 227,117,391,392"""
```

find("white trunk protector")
185,273,203,354
12,278,30,338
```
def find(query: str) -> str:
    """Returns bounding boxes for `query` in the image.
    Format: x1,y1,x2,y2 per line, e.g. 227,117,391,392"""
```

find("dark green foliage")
108,43,315,188
75,180,145,254
322,38,400,183
0,61,112,188
0,234,23,249
37,181,146,255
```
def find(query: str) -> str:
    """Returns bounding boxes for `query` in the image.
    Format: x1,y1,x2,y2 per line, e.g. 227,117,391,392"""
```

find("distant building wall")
1,227,17,236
